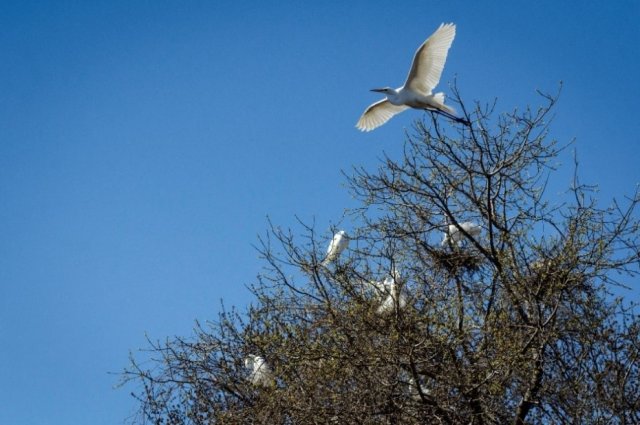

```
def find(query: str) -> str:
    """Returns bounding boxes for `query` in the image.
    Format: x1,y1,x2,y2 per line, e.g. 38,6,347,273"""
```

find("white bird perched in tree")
367,266,402,295
356,23,467,132
441,221,481,247
322,230,349,265
367,277,387,295
408,377,431,400
376,267,407,314
244,355,275,387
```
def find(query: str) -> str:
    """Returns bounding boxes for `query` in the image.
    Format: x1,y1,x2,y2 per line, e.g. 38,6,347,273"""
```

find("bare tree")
121,88,640,424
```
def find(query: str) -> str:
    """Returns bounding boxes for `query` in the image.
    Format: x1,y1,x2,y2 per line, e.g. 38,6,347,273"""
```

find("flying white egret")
376,268,407,314
356,23,468,132
441,221,481,247
244,355,275,387
322,230,349,265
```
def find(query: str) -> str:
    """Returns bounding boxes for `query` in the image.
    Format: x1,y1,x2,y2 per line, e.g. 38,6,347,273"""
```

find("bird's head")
371,87,397,96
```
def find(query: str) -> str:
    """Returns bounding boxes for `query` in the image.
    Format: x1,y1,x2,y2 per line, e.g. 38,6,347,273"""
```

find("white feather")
322,230,349,265
441,221,481,247
376,268,407,314
244,355,274,387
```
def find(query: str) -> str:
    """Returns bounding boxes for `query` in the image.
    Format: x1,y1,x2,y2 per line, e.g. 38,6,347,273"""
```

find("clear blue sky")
1,1,639,423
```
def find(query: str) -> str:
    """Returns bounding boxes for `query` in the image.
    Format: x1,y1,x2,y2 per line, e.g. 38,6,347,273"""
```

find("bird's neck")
386,88,403,105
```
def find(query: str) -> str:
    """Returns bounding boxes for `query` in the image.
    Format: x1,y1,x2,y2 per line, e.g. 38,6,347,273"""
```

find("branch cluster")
121,88,640,424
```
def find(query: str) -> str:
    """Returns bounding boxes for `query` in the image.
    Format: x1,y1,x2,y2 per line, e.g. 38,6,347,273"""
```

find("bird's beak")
370,88,386,93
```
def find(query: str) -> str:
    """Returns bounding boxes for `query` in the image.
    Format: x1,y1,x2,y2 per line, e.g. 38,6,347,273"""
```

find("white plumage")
441,221,481,247
357,23,465,132
322,230,349,265
367,277,387,295
408,377,431,400
244,355,274,387
376,267,407,314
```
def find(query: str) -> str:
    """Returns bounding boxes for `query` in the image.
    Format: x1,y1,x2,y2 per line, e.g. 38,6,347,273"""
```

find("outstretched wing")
356,99,409,132
404,23,456,95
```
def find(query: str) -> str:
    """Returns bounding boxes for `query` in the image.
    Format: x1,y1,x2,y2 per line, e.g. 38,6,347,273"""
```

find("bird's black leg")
429,109,471,126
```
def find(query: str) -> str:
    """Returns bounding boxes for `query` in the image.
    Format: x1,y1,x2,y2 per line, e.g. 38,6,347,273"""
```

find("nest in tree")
432,249,483,273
